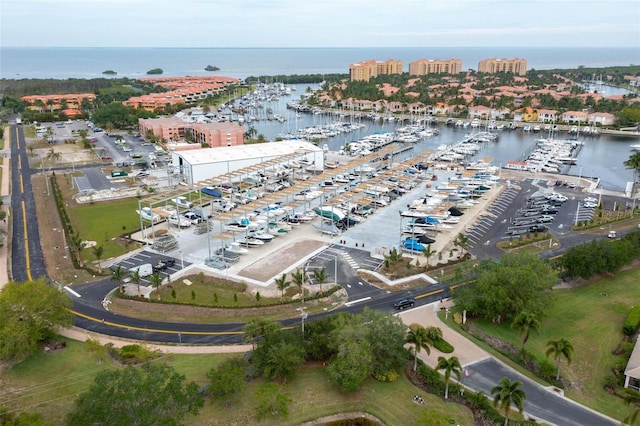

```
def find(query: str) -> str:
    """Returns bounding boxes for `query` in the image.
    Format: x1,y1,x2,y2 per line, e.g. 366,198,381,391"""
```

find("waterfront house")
561,110,588,123
587,112,616,126
434,103,451,115
538,109,559,123
514,107,538,122
468,105,491,119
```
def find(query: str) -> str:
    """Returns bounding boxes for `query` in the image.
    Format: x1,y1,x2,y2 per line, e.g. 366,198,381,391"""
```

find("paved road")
465,358,618,426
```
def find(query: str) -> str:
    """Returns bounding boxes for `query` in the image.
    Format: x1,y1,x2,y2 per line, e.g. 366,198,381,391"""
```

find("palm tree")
491,377,527,426
77,129,88,143
312,267,328,294
436,355,462,399
291,269,305,302
454,233,469,259
149,272,164,301
114,134,124,144
275,273,290,303
129,268,142,297
406,324,431,372
545,338,574,380
69,233,87,267
244,126,257,140
623,388,640,426
624,151,640,183
46,148,61,163
92,245,104,274
110,265,126,294
422,244,434,267
511,311,540,349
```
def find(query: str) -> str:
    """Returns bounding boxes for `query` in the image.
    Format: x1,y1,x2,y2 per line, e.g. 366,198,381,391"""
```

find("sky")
1,0,639,48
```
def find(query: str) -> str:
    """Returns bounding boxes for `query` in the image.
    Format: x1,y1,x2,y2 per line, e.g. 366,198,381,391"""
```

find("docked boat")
223,242,249,255
313,220,341,236
249,230,274,242
137,207,161,222
168,215,191,228
313,206,347,222
201,186,222,198
236,237,265,247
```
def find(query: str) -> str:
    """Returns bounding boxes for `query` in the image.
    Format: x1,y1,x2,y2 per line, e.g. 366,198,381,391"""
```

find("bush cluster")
624,306,640,336
105,343,160,365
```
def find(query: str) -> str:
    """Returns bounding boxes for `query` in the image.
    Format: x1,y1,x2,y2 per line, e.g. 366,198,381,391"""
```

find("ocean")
1,46,639,80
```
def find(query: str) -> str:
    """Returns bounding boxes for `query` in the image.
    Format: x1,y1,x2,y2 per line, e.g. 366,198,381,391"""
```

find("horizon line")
2,45,638,49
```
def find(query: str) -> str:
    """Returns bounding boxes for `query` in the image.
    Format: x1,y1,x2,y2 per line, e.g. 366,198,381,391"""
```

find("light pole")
334,254,338,285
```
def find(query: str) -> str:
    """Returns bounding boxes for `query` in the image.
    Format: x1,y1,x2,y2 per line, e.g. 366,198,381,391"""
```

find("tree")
69,233,87,266
511,311,541,349
422,245,434,267
92,245,104,274
129,268,142,297
624,151,640,183
114,134,124,144
255,382,292,421
454,233,469,259
623,387,640,426
275,273,290,302
149,272,165,301
453,252,557,321
46,147,61,163
110,265,126,294
243,318,279,350
206,356,246,404
244,126,257,140
406,324,431,372
361,308,408,378
44,126,54,143
0,278,73,362
291,268,305,302
312,266,328,294
327,339,373,392
436,356,462,399
77,129,88,144
491,377,527,426
0,407,47,426
545,338,574,380
262,340,306,382
66,362,203,426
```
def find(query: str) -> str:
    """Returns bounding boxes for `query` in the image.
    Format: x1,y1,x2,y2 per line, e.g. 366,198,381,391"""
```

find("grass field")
468,266,640,421
1,338,474,425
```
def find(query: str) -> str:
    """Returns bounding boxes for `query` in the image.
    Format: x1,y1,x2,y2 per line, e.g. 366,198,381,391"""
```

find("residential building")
139,117,188,141
514,107,538,122
561,110,588,123
21,93,96,112
468,105,492,119
189,122,244,147
349,59,403,82
587,112,616,126
537,109,559,123
408,58,462,75
478,58,527,76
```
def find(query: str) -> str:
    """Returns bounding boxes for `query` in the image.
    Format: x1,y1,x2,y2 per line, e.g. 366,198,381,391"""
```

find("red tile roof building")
21,93,96,112
349,59,403,82
408,58,462,75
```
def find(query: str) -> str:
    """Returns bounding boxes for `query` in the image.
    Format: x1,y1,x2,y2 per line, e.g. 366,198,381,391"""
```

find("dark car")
541,206,559,214
529,224,548,233
393,297,416,310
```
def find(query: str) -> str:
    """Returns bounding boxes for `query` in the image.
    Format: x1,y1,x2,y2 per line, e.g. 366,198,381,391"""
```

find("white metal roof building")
170,140,324,185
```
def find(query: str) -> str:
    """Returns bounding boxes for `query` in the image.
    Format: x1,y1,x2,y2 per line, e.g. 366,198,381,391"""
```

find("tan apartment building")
478,58,527,75
408,58,462,75
139,116,187,141
189,122,244,147
349,59,403,82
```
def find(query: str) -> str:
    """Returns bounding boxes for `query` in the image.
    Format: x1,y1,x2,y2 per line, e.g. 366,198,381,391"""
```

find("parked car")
393,297,415,310
529,224,548,233
537,215,555,223
541,206,559,214
583,201,598,208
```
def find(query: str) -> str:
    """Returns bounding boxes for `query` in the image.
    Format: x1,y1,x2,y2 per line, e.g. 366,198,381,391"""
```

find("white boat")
630,144,640,151
137,207,160,222
249,230,274,242
237,237,265,247
224,242,249,255
168,215,191,228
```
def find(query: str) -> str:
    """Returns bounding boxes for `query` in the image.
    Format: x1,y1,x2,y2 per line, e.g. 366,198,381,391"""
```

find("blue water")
1,46,639,79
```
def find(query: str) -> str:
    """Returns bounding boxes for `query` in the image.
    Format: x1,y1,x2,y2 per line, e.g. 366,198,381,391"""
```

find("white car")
584,197,597,203
583,201,597,208
172,196,194,209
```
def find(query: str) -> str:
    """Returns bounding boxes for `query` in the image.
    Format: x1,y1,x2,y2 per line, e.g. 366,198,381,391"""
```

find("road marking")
68,309,244,335
345,296,371,306
21,200,32,281
18,156,21,169
64,286,81,297
20,175,24,193
416,288,444,299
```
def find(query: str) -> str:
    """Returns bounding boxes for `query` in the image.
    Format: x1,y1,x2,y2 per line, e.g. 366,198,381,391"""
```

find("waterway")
247,84,639,192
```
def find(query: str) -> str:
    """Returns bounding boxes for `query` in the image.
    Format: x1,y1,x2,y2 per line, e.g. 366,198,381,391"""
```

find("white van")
129,263,153,278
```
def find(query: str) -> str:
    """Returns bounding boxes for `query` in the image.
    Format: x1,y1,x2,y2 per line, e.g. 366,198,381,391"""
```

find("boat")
223,242,249,255
313,206,347,222
137,207,161,222
201,186,222,198
286,213,313,223
167,215,191,228
249,230,274,242
224,222,248,232
236,237,265,247
630,144,640,151
313,220,341,236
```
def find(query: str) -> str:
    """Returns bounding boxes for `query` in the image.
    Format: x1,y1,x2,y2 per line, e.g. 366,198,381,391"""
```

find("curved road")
7,124,621,425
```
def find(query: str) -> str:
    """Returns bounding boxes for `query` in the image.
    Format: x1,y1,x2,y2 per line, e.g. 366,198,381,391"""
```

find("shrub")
417,363,445,394
373,369,399,383
538,359,557,381
624,306,640,336
432,337,454,353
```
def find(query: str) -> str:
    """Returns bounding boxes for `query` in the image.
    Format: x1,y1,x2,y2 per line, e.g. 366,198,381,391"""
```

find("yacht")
136,207,160,222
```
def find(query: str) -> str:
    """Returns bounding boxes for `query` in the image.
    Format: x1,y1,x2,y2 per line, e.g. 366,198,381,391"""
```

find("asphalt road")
465,358,618,426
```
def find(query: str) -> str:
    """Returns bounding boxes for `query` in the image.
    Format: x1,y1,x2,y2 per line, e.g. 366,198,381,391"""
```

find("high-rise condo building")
349,59,403,82
408,58,462,75
478,58,527,75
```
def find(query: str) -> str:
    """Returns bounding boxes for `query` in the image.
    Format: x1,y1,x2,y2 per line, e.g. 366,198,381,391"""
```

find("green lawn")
3,338,474,425
469,267,640,421
67,197,142,260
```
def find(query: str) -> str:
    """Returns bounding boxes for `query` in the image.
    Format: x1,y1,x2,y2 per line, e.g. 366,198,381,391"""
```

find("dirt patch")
237,239,327,281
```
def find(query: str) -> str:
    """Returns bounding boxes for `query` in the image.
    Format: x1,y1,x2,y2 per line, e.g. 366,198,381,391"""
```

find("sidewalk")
399,301,489,368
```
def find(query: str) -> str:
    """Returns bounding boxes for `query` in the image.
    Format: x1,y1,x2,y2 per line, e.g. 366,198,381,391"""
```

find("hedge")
432,337,454,353
624,306,640,336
